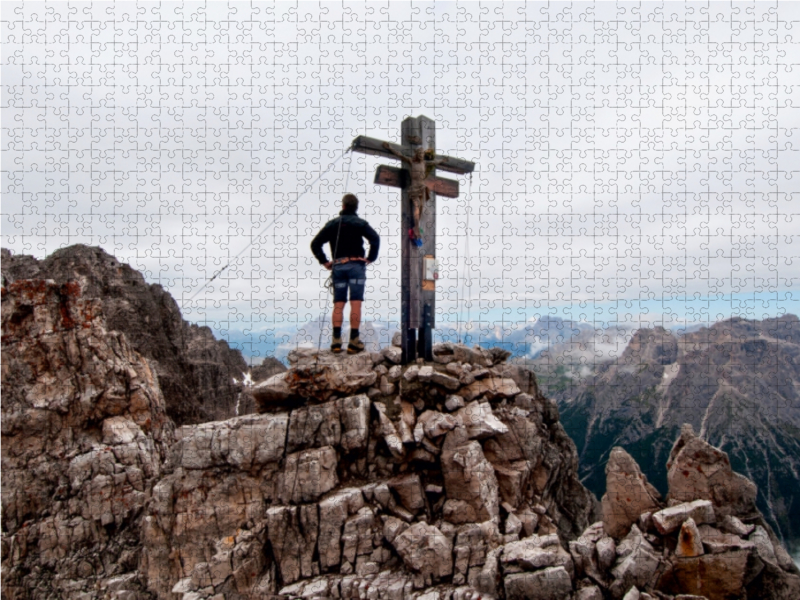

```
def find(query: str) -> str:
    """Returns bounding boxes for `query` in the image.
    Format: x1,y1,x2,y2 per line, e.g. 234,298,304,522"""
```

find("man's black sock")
333,327,342,338
350,328,359,340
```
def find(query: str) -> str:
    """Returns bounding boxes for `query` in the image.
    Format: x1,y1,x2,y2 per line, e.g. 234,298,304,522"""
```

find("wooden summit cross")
351,115,475,364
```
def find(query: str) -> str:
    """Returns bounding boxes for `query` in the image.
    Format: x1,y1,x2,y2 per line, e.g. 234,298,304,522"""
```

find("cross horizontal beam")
351,135,476,176
374,165,460,198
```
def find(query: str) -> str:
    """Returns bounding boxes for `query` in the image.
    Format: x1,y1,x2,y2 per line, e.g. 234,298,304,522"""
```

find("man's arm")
310,222,332,264
363,221,380,263
382,141,409,162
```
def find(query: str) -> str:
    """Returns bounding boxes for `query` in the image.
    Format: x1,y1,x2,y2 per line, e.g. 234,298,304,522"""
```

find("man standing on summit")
311,193,380,354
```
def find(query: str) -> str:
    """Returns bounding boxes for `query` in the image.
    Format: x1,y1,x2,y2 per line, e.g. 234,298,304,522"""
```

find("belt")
332,257,367,265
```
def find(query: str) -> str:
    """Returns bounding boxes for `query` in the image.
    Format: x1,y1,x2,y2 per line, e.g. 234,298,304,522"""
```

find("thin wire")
460,172,473,345
188,148,350,302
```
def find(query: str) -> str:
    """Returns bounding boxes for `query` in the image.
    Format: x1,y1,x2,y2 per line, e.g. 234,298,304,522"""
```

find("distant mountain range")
543,317,800,553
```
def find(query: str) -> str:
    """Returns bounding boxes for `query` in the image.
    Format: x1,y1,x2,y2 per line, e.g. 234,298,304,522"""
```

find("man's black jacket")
310,207,380,264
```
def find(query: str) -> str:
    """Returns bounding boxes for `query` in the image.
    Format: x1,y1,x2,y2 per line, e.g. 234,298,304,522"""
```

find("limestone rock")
461,377,521,402
750,525,778,567
174,412,288,469
576,586,604,600
657,549,750,600
382,345,403,364
601,447,663,539
389,473,426,514
430,370,462,390
597,536,617,570
419,410,458,438
1,245,254,426
272,352,378,402
652,500,715,535
666,424,757,518
675,518,704,558
266,504,319,584
456,401,509,439
432,342,491,366
374,403,404,458
609,526,661,599
392,522,454,582
504,566,573,600
697,524,754,554
720,514,754,537
379,375,395,395
503,535,574,577
251,371,295,409
445,395,466,411
340,394,371,452
318,488,365,570
441,431,500,524
281,446,339,504
2,279,174,599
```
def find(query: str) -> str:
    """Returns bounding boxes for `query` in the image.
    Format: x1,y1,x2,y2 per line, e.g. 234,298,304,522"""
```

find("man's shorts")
332,261,367,302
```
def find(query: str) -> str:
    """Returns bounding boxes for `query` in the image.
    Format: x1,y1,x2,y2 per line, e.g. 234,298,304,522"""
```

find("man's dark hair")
342,193,358,211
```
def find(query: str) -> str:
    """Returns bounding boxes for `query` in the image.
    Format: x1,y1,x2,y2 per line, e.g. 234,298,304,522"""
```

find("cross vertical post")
351,116,475,364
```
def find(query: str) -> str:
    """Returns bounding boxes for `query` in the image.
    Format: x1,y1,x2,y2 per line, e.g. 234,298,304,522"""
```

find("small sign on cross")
351,116,475,364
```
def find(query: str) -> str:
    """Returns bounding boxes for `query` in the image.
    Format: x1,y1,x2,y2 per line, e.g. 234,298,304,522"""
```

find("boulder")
576,586,604,600
392,522,454,582
666,424,757,517
432,342,491,366
445,395,466,412
375,406,404,458
389,473,426,514
652,500,715,535
504,566,573,600
597,536,617,570
430,370,462,390
379,375,395,396
657,549,750,600
609,526,661,599
251,371,295,409
441,431,500,524
720,514,754,537
750,525,778,567
675,518,704,558
601,447,662,539
419,410,458,438
340,394,371,452
456,401,509,439
503,535,573,576
697,524,754,554
382,345,402,364
461,377,521,402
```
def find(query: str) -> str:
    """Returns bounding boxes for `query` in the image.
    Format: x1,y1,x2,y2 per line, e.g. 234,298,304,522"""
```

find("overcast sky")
3,2,799,360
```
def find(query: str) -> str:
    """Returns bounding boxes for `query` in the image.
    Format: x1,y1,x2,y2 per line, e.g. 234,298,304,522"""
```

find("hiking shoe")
331,336,343,353
347,336,365,354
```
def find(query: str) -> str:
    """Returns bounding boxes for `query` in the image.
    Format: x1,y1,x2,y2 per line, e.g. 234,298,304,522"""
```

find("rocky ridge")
3,277,799,599
1,279,175,598
142,339,598,598
1,245,286,425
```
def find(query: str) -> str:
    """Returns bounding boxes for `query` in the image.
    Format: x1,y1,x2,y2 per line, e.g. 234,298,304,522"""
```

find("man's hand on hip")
324,261,332,270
